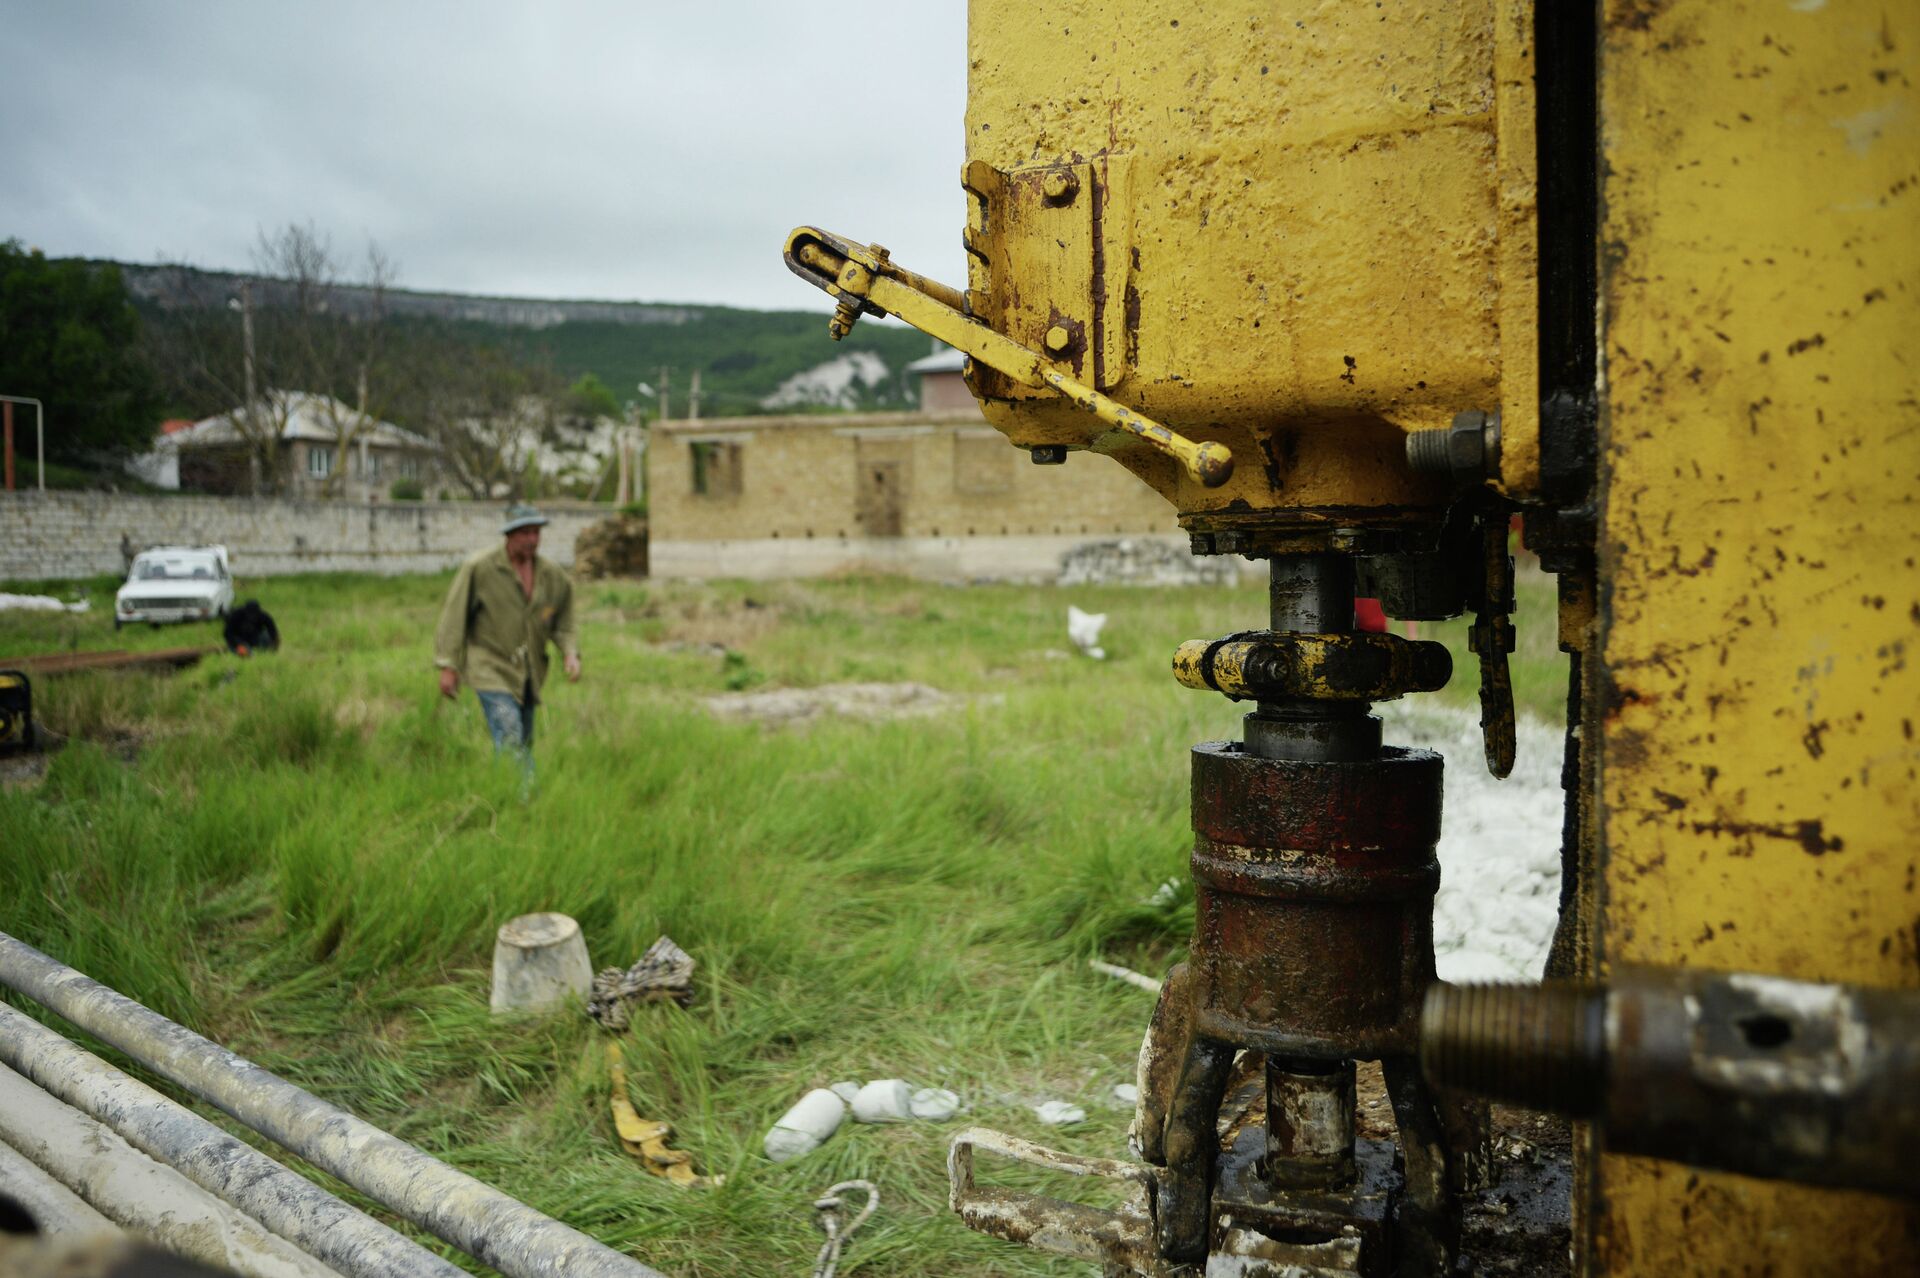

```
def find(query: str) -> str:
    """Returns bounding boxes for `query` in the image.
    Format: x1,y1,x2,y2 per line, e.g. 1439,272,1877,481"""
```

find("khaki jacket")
433,546,578,702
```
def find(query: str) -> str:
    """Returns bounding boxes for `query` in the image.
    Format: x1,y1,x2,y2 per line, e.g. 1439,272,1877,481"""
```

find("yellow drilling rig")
786,3,1919,1274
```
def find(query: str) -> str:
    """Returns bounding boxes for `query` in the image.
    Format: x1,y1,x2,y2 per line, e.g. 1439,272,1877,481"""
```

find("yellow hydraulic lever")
783,226,1234,489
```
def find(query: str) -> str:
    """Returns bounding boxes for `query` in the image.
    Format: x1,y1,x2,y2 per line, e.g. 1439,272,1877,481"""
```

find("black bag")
223,600,280,654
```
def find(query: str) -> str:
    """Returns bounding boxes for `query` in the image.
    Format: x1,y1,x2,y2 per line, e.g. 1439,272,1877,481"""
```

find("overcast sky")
1,1,967,311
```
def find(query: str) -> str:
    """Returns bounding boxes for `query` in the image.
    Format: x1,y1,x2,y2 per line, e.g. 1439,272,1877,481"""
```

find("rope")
810,1179,878,1278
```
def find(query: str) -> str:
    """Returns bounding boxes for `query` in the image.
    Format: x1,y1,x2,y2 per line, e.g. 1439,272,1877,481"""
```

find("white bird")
1067,605,1107,660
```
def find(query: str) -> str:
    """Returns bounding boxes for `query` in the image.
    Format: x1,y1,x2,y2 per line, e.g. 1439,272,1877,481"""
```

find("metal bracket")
948,1127,1363,1277
948,1127,1165,1272
1468,508,1518,779
1172,631,1453,703
782,227,1232,489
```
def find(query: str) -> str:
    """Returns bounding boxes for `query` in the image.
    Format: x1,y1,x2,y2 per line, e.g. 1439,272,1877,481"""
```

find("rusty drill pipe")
0,933,669,1278
1419,979,1606,1117
0,1003,466,1278
1422,968,1920,1200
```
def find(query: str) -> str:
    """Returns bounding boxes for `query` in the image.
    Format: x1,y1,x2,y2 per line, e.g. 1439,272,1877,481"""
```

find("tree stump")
489,913,592,1015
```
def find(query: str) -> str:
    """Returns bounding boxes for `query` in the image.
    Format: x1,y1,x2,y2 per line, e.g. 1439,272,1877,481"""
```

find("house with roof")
156,392,438,500
123,419,195,490
646,344,1187,580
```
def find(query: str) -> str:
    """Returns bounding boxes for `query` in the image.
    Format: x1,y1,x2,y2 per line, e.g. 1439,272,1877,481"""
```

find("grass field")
0,565,1563,1276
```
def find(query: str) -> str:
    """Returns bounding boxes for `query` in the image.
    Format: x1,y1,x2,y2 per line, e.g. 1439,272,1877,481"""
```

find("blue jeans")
476,690,535,774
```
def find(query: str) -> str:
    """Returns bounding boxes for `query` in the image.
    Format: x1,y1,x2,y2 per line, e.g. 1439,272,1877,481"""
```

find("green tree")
563,371,620,421
0,240,163,462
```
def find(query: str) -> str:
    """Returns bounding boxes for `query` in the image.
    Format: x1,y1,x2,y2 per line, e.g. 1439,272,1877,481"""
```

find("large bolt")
1029,445,1067,465
1042,170,1079,204
1406,409,1501,484
1405,428,1456,475
1419,981,1607,1117
1044,324,1074,355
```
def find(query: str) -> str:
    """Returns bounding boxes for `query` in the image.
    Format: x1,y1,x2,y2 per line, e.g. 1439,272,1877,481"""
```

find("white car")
115,546,235,630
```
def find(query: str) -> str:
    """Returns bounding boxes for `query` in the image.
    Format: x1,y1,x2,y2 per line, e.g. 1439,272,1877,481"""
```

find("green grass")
0,566,1563,1276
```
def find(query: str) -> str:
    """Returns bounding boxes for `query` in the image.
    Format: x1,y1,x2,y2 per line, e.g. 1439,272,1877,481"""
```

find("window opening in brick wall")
953,433,1012,495
307,446,334,477
690,441,744,497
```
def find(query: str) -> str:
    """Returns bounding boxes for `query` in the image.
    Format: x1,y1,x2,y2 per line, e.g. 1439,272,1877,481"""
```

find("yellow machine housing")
962,0,1540,531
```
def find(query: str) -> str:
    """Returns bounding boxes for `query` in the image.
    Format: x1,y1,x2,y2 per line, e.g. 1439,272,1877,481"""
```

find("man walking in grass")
434,504,581,773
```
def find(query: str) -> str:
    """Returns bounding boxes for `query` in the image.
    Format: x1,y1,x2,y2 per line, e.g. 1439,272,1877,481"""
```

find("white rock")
1113,1083,1140,1105
851,1079,915,1123
764,1089,845,1162
1378,703,1565,983
1034,1101,1087,1126
1144,878,1183,908
909,1087,960,1121
829,1080,863,1104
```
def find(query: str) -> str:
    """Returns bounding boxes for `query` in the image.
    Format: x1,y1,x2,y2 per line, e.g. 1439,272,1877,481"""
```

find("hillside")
111,260,940,417
462,312,930,417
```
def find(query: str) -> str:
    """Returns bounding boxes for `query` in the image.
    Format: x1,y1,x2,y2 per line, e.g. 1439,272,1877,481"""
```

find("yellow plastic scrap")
607,1042,722,1188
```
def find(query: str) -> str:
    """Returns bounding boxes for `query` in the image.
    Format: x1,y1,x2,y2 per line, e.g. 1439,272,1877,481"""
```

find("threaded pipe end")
1405,428,1454,475
1420,981,1607,1117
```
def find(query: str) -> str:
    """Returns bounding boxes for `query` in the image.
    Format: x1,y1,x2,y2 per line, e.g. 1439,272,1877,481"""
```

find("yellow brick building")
647,357,1181,580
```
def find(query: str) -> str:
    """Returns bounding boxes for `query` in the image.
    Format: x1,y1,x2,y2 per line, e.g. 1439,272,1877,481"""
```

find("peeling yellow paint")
1594,0,1920,1269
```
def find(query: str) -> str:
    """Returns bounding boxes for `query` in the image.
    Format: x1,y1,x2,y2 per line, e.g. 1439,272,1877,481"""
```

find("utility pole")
239,280,261,496
3,400,12,491
658,367,671,423
688,368,702,421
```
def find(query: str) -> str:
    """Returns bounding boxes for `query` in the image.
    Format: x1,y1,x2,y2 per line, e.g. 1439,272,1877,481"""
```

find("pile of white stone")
1381,701,1566,983
1057,538,1243,587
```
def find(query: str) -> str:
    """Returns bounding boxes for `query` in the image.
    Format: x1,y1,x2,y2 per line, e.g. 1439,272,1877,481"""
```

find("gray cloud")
0,1,967,309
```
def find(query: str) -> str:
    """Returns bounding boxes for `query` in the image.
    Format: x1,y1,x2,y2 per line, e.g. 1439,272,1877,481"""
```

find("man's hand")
564,652,582,682
438,667,460,699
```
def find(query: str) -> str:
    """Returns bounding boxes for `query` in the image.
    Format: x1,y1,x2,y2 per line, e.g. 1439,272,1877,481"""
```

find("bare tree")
387,337,560,500
255,226,395,497
144,222,397,496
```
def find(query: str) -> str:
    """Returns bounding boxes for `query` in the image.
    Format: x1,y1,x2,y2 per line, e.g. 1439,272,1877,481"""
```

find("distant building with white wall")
159,392,438,500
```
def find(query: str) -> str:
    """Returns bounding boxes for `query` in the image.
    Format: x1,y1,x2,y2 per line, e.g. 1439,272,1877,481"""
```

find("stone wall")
0,492,602,582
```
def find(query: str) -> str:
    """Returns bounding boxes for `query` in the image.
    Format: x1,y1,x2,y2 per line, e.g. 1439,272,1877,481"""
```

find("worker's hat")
501,504,549,534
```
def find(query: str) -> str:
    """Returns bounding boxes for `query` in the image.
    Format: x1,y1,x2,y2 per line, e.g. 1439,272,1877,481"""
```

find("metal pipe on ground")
0,1133,123,1239
0,1003,465,1278
0,1062,336,1278
0,933,669,1278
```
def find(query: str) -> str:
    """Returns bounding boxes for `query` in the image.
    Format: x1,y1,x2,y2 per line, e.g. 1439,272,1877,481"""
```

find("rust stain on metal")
1684,817,1844,858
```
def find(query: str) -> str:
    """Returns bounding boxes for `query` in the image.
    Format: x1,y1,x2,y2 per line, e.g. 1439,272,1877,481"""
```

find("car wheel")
113,618,122,632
